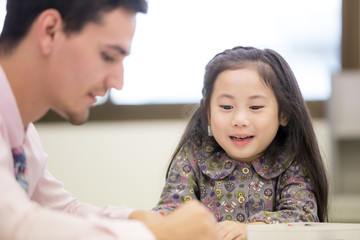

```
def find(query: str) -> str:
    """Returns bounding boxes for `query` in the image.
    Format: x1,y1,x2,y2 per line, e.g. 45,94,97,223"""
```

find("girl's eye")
220,105,233,110
101,52,115,62
250,106,264,110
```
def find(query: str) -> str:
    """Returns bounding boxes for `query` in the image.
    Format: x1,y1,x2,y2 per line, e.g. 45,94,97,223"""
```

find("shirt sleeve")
0,124,156,240
247,159,319,224
32,168,136,219
153,145,200,214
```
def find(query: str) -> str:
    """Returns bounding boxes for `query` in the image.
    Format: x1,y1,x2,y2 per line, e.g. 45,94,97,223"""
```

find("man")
0,1,219,239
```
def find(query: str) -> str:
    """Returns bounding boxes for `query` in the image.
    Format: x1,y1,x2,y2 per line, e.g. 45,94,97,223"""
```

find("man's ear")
36,9,63,55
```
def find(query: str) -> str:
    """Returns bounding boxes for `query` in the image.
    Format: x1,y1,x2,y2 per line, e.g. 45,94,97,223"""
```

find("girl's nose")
232,110,250,127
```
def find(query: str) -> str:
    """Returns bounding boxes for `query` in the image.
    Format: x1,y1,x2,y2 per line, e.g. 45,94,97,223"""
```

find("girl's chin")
228,152,263,162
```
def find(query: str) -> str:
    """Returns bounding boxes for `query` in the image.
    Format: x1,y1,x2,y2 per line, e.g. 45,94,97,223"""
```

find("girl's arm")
153,146,200,215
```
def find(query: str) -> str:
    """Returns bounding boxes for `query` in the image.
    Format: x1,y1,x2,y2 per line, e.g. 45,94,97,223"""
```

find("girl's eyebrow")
217,94,268,100
249,94,268,100
217,93,235,99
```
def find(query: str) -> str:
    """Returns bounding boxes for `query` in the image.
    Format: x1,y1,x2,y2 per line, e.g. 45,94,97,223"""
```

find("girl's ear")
36,9,63,55
280,113,289,127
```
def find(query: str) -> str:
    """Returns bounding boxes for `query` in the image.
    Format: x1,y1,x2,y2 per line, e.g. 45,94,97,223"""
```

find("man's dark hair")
0,0,148,54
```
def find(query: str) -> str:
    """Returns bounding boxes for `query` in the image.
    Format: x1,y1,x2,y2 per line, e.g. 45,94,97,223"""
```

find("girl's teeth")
231,136,252,140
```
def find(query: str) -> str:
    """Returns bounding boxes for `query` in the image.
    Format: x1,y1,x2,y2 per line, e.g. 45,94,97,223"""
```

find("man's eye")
250,106,264,110
101,52,115,62
220,105,233,110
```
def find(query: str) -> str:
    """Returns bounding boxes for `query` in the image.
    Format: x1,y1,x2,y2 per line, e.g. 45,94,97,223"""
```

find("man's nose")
105,63,124,90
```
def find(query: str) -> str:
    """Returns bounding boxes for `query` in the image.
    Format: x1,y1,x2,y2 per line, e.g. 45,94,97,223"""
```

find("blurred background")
1,0,359,222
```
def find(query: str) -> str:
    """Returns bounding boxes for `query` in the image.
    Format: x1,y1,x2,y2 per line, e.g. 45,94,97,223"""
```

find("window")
0,0,342,106
110,0,342,105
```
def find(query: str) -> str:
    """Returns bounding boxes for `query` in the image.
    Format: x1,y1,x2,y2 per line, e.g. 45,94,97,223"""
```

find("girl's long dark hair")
167,46,329,222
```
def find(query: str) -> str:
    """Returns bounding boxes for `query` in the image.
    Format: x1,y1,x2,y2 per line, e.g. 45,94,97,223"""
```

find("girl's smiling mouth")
230,135,254,146
230,135,254,141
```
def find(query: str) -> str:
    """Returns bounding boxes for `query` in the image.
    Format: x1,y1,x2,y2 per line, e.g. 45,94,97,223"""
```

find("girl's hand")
218,221,247,240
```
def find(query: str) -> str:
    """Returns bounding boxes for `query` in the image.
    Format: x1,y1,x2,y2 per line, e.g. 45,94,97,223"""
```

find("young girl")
153,46,329,238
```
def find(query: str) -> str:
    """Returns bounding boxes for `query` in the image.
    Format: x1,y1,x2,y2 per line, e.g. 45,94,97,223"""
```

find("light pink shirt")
0,66,156,240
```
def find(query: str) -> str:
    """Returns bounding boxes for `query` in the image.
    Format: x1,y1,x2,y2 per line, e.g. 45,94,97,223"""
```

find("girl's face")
209,68,282,162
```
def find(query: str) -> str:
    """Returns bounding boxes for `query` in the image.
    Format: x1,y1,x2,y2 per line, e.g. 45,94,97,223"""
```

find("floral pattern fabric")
153,141,318,224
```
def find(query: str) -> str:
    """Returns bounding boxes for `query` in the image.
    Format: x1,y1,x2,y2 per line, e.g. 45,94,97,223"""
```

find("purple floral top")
153,141,318,224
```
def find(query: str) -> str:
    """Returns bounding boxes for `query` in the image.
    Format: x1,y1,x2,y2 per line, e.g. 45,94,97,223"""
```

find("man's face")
46,8,136,124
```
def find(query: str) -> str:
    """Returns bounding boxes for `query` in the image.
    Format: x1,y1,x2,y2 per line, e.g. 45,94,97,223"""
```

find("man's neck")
0,46,50,127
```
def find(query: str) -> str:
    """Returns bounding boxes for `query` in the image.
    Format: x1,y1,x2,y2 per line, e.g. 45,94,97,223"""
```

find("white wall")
35,118,336,214
35,119,187,210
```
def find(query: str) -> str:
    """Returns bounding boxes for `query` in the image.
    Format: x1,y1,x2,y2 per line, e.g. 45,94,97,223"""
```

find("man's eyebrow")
105,44,130,56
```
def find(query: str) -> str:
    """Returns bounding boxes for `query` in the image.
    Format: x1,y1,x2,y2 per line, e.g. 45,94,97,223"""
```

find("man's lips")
88,93,95,97
88,93,98,104
88,91,107,103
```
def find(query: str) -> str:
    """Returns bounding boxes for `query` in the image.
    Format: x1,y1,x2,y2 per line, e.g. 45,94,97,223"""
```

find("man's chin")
59,110,89,125
69,113,89,125
69,117,88,126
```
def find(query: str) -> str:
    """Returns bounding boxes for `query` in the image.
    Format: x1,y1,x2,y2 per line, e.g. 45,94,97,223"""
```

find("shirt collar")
0,65,26,148
195,141,295,180
251,154,295,180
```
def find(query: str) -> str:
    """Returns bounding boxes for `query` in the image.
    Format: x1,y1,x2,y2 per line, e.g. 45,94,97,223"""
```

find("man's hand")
131,200,220,240
217,220,266,240
218,221,247,240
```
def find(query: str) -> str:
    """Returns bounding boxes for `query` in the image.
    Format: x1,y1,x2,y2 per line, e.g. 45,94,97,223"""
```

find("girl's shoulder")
180,140,239,180
251,154,296,180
